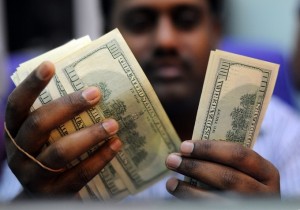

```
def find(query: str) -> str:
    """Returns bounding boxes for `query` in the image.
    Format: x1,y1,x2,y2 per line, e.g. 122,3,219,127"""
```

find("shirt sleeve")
253,96,300,198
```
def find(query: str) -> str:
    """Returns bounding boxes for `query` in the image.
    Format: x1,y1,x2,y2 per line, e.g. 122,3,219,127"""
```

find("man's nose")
154,16,179,50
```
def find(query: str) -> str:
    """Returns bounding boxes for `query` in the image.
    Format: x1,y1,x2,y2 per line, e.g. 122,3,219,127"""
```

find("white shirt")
254,96,300,198
129,96,300,200
1,96,300,201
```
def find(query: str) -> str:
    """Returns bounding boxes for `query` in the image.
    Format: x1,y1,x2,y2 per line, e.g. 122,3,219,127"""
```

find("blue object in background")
219,37,295,108
0,51,40,162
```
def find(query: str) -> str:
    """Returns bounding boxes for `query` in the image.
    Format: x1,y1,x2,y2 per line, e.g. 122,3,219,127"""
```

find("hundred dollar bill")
188,50,279,187
12,37,91,86
11,36,132,200
12,29,181,199
54,29,181,195
12,36,91,109
12,37,95,143
79,162,130,200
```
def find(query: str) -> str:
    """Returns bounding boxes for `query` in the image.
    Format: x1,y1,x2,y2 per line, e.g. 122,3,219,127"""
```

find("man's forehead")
113,0,209,11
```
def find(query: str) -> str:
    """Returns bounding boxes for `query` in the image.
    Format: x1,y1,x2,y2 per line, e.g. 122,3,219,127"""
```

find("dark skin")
110,0,218,140
109,0,279,198
165,140,279,198
4,0,280,199
5,62,122,198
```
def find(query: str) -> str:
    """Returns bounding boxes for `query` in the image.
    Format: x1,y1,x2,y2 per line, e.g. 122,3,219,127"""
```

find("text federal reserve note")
53,29,181,195
189,50,279,187
11,29,181,200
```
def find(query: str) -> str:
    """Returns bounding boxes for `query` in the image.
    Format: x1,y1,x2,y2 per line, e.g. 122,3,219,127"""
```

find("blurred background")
1,0,300,105
1,0,300,174
226,0,298,55
0,0,300,203
0,0,299,82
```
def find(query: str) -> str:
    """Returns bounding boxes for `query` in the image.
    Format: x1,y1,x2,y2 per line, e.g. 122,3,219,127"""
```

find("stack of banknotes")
11,29,181,200
10,29,279,200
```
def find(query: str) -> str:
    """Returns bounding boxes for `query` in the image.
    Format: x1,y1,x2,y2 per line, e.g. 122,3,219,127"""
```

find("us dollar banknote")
54,29,181,194
11,29,181,200
12,35,131,200
188,50,279,187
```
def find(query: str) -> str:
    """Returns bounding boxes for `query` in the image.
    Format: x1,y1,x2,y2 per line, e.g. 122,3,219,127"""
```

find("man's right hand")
4,61,122,198
165,140,280,199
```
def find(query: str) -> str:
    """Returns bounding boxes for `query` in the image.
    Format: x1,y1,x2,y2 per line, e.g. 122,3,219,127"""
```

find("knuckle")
202,141,212,151
77,167,93,186
202,140,212,151
99,151,114,165
181,158,198,172
220,169,239,188
26,113,44,131
50,143,68,165
255,157,277,181
195,140,212,155
97,144,117,165
232,144,248,162
92,125,108,139
62,93,85,108
246,181,263,192
174,181,189,198
6,94,18,114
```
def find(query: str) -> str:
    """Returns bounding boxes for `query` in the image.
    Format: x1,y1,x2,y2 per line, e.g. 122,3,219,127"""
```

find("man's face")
110,0,221,106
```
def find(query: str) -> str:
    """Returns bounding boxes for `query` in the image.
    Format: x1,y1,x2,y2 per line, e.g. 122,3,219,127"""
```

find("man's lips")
150,65,184,82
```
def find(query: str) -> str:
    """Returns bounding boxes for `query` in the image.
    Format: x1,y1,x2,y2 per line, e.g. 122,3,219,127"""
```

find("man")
4,0,300,200
100,0,299,199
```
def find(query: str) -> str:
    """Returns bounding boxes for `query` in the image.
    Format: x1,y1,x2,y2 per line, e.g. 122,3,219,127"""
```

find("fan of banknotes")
10,29,279,200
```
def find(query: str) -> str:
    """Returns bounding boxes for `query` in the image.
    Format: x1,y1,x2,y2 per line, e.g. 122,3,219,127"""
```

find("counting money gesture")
7,30,181,200
4,62,122,198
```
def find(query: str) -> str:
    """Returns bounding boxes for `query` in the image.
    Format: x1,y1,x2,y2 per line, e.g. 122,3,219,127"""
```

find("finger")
166,177,219,199
5,61,55,134
38,119,119,169
56,137,122,193
166,153,267,193
10,137,122,195
16,86,101,153
180,140,278,183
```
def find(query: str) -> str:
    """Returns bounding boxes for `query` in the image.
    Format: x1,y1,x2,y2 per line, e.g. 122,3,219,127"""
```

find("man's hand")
165,140,280,199
4,62,122,198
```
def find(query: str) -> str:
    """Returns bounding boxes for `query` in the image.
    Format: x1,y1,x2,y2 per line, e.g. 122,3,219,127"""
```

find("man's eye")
173,9,202,30
122,12,156,34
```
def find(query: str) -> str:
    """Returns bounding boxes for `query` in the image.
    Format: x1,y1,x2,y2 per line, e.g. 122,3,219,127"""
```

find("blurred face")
109,0,221,106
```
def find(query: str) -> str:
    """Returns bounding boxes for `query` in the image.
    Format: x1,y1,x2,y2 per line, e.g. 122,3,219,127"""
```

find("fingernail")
109,138,122,152
166,154,182,169
166,177,179,192
181,141,194,154
82,87,100,102
36,61,54,80
102,119,119,135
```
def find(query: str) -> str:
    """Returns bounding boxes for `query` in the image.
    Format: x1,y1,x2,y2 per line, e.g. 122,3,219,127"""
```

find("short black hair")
100,0,224,32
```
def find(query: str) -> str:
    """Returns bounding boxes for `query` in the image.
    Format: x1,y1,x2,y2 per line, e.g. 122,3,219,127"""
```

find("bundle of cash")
11,28,279,198
11,29,181,200
188,50,279,187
